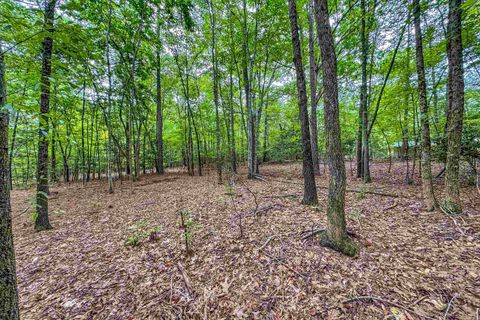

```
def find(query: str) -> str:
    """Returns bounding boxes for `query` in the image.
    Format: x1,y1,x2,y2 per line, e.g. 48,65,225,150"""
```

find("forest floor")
11,161,480,320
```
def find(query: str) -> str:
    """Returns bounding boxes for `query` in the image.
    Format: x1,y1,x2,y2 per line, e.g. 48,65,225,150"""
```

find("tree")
288,0,318,205
442,0,465,215
155,7,165,176
360,0,371,183
35,0,57,231
413,0,437,211
0,41,20,320
208,0,222,183
307,0,320,175
314,0,357,256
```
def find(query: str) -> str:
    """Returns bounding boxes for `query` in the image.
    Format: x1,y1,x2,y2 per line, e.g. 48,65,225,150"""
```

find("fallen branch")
301,227,357,241
257,176,400,198
266,193,300,199
176,262,194,297
135,176,179,187
301,228,325,240
383,200,398,211
343,296,435,320
253,174,268,182
13,206,30,219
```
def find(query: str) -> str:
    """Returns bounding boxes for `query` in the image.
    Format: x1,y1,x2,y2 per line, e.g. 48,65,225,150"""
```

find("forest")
0,0,479,318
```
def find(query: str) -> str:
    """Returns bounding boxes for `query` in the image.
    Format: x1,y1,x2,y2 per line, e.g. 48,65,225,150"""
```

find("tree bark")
288,0,318,205
413,0,437,211
314,0,358,256
1,38,20,319
106,0,114,193
308,0,321,176
443,0,465,214
360,0,371,183
36,0,57,231
155,9,164,175
208,0,222,183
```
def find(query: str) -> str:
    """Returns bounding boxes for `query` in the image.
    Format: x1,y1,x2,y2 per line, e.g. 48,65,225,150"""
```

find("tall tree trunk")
155,9,164,175
242,0,256,179
0,40,20,320
105,0,114,193
308,0,320,176
81,80,86,185
360,0,371,183
443,0,465,214
36,0,57,231
413,0,437,211
288,0,318,205
229,71,237,173
208,0,222,183
314,0,358,256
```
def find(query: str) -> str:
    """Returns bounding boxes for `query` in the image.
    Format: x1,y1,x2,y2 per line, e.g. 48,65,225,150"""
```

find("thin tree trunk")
208,0,222,183
413,0,437,211
360,0,371,183
155,9,164,175
288,0,318,205
314,0,357,256
36,0,57,231
8,112,19,190
308,0,320,176
105,0,114,192
443,0,465,214
81,80,86,185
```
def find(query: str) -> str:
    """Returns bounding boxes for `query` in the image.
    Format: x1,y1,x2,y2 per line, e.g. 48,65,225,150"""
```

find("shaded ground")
11,162,480,319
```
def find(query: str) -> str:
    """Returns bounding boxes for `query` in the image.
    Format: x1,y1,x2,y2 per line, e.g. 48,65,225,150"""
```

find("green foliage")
125,221,162,247
0,0,478,187
179,209,199,254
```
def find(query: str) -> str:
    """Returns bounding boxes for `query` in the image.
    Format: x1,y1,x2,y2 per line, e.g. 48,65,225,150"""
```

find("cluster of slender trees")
0,0,473,317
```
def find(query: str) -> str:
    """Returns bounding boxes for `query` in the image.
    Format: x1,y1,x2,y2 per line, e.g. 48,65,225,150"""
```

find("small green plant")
179,209,198,255
349,210,361,222
125,221,161,247
356,183,368,200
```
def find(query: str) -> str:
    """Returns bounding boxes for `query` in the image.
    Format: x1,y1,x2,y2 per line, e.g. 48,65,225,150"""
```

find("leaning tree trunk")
314,0,358,256
36,0,57,231
0,44,20,318
443,0,465,215
288,0,318,205
307,0,321,176
413,0,437,211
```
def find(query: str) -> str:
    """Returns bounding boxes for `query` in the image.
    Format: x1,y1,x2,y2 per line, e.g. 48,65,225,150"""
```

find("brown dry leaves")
11,162,480,319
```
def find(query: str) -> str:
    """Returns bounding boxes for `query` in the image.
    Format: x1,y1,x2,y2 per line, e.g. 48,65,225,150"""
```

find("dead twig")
258,236,276,251
176,262,194,297
342,296,435,320
261,251,307,280
266,193,300,199
301,228,325,240
383,200,398,211
13,206,30,219
443,294,458,320
253,174,268,182
239,180,259,215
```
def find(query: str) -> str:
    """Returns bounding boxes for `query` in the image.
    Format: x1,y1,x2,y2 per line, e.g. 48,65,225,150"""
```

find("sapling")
179,209,196,255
